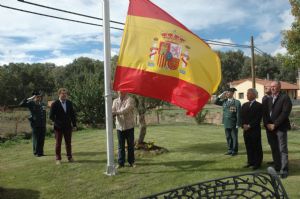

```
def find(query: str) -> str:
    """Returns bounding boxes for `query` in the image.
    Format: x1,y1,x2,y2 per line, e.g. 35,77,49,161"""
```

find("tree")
60,57,106,126
241,54,280,80
0,63,56,106
282,0,300,67
133,96,164,145
216,50,245,92
68,73,105,126
275,54,298,82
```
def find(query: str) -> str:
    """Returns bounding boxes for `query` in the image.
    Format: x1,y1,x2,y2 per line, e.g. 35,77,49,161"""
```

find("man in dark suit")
50,88,77,165
241,88,263,170
19,91,46,157
262,86,274,165
263,81,292,179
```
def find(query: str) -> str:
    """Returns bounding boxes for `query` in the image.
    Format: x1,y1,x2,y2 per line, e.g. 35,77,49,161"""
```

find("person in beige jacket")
112,91,135,168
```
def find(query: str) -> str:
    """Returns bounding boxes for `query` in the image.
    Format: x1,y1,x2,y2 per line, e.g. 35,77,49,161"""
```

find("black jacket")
263,92,292,131
241,101,263,131
20,99,46,128
49,99,77,131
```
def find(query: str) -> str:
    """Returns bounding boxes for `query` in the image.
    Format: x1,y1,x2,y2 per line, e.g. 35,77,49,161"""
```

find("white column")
103,0,116,176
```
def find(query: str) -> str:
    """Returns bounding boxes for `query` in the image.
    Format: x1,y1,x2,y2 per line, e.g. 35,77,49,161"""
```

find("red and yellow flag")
113,0,221,116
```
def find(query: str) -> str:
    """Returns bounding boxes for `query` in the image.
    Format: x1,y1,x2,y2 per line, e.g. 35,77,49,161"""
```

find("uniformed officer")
20,91,46,157
215,88,241,156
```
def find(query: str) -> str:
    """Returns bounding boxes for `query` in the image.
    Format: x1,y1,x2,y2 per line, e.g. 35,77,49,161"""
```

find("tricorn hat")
32,91,43,96
226,88,237,92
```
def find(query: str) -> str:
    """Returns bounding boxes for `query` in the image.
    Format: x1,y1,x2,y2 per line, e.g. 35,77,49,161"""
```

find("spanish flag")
113,0,221,116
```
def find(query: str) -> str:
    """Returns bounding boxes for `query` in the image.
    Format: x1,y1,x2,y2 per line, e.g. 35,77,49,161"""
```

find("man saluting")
215,88,241,156
19,91,46,157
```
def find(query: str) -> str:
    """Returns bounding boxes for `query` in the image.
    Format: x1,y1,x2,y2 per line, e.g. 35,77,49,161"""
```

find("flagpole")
103,0,116,176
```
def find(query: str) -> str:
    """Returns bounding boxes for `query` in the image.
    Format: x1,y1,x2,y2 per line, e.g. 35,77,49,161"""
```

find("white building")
230,78,299,104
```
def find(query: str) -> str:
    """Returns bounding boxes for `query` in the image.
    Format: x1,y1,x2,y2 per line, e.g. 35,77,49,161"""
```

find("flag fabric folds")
113,0,221,116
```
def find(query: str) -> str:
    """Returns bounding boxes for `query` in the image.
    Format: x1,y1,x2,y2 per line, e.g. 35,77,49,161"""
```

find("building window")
238,93,244,99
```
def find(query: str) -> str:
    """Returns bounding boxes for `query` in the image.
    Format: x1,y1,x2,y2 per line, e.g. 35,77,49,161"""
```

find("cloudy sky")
0,0,294,66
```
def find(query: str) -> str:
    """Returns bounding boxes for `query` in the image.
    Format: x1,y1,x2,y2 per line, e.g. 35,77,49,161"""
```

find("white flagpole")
103,0,116,176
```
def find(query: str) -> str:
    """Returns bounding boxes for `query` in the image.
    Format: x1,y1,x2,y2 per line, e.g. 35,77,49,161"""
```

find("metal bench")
141,167,289,199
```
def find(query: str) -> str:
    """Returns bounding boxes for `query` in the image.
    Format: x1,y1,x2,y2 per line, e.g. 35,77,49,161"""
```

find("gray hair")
272,80,281,88
247,88,258,97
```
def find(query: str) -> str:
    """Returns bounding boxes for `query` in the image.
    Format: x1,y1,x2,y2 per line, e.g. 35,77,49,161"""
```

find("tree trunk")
137,112,147,145
156,110,160,124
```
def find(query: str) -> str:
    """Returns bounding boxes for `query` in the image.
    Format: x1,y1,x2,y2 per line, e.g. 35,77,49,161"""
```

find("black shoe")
224,152,232,155
129,163,136,168
116,165,124,169
252,165,261,170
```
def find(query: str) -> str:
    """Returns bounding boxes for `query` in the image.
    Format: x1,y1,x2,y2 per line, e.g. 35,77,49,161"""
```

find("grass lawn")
1,124,300,199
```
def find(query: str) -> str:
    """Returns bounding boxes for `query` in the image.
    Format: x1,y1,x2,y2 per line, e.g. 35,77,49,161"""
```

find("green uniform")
215,97,241,155
20,99,46,156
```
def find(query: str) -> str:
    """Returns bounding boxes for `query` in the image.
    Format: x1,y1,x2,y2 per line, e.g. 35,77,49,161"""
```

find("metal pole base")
104,165,117,176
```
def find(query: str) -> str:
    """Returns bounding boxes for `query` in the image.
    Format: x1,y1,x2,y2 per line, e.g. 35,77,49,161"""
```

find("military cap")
32,91,43,96
226,88,237,93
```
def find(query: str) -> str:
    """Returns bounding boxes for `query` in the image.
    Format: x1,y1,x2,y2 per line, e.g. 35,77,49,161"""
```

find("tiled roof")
230,78,299,90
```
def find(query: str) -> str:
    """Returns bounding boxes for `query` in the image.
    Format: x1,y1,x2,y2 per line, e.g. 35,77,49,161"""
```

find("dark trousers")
117,128,135,166
32,126,46,156
225,128,238,154
55,129,72,160
243,129,263,167
268,130,288,173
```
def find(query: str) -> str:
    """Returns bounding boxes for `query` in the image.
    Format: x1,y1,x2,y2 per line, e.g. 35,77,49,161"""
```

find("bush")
195,110,209,124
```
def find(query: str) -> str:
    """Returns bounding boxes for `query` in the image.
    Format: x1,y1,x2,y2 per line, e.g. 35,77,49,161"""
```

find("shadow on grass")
0,187,40,199
147,122,198,127
75,159,107,164
289,159,300,177
73,151,106,156
132,160,215,173
141,160,213,168
175,142,247,155
174,142,224,154
122,159,250,174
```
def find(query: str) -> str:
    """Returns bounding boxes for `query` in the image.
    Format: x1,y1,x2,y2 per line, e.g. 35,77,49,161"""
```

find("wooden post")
251,36,256,88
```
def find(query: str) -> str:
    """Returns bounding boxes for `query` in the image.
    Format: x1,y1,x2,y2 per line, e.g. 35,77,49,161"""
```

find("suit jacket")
215,97,241,128
263,92,292,131
49,99,77,131
241,101,262,131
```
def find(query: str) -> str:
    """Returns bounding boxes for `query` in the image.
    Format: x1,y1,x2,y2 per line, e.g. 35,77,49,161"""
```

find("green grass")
1,125,300,199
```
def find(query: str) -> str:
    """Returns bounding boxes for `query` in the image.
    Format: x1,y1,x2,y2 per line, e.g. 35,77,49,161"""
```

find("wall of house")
256,84,265,103
286,90,297,100
233,80,264,104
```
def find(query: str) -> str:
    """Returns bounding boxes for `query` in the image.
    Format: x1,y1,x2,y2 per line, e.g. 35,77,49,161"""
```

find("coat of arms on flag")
148,32,190,74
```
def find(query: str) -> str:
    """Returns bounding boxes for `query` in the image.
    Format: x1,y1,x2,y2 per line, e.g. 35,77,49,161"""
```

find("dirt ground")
0,109,31,138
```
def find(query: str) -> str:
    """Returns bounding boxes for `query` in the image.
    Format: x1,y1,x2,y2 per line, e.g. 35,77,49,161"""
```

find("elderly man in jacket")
263,81,292,179
112,91,136,168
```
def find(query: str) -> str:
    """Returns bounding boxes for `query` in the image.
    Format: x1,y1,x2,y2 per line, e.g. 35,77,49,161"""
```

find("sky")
0,0,294,66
